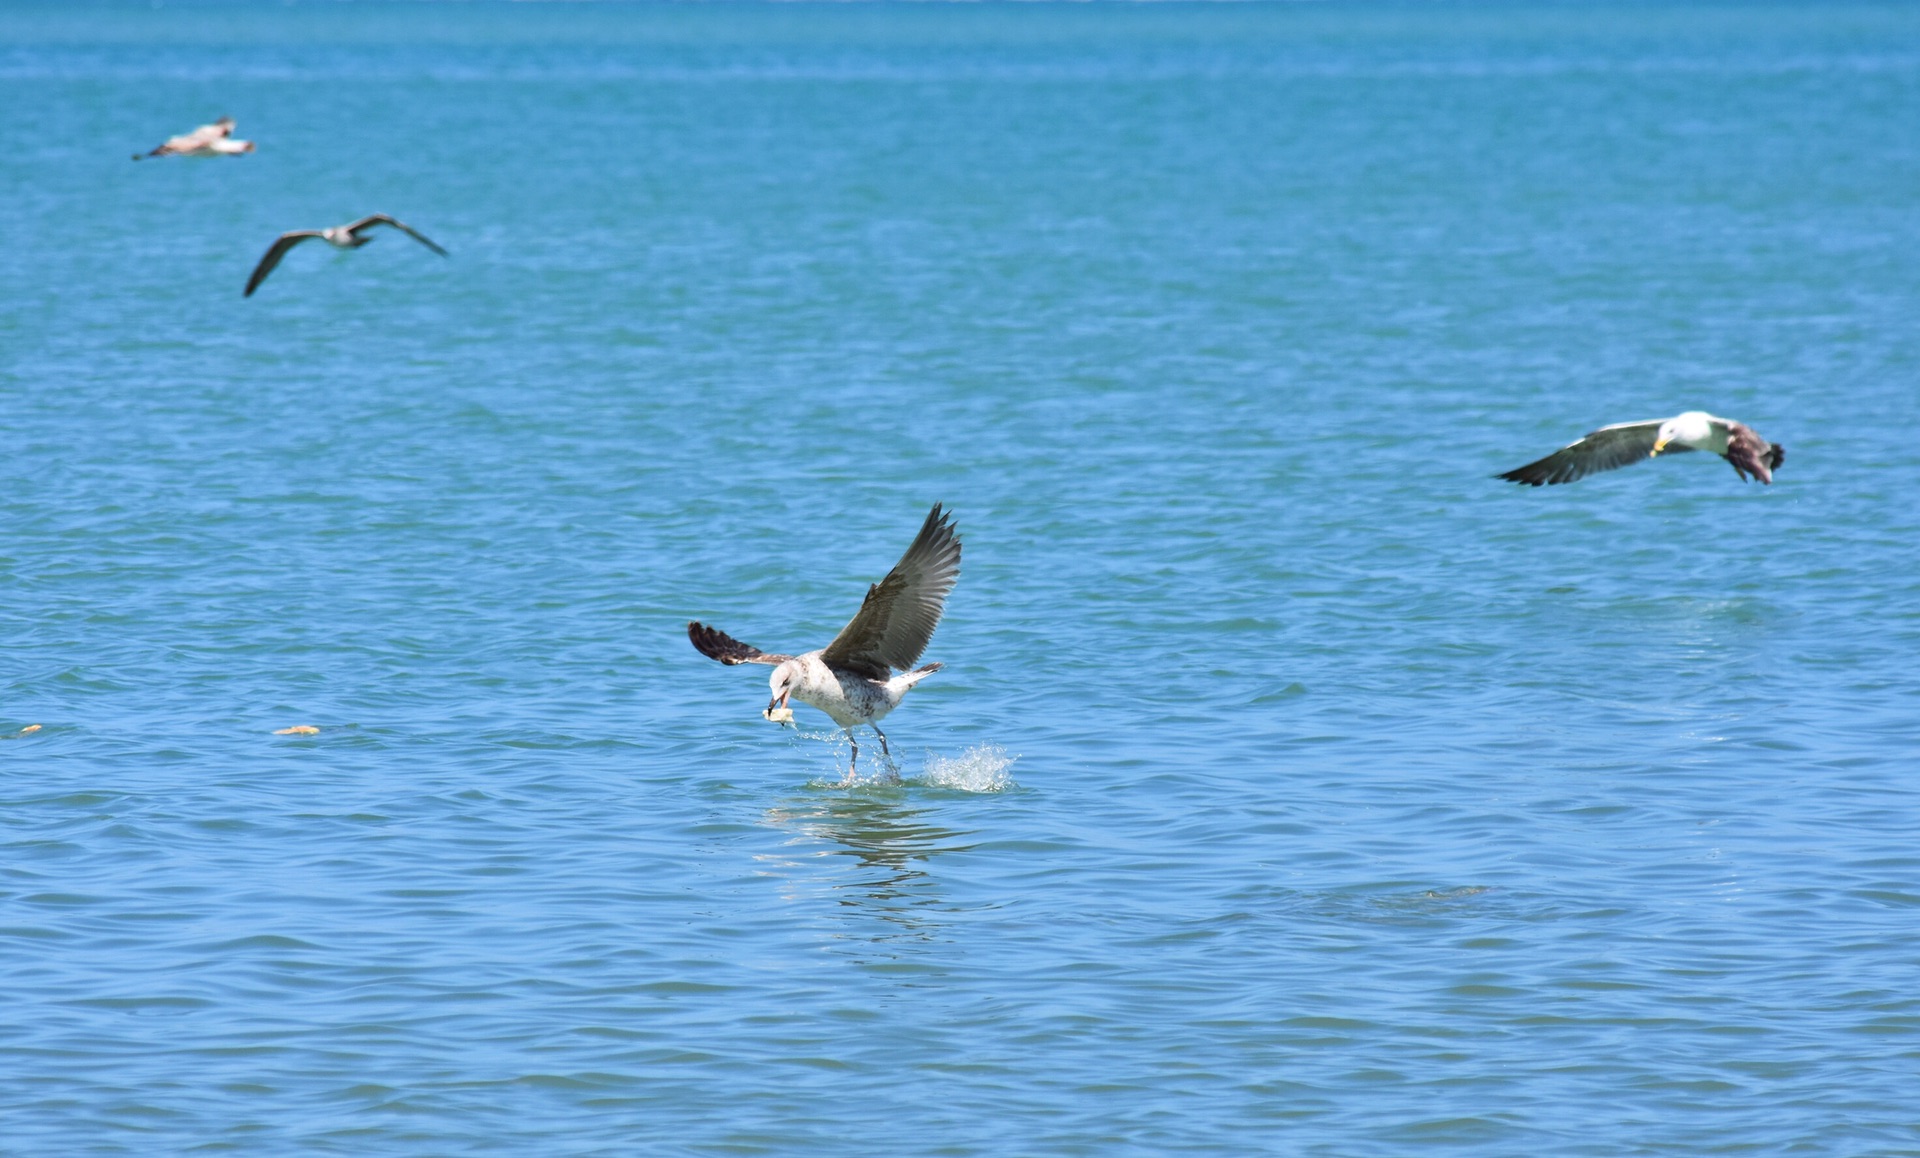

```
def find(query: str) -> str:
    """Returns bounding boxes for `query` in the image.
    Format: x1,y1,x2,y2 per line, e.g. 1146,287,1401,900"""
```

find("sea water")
4,3,1919,1152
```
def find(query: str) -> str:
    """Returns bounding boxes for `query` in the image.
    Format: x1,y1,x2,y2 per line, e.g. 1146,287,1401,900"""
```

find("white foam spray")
918,744,1018,793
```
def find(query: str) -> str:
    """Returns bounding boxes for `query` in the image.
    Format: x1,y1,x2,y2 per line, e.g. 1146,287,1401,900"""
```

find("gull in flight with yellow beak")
1498,411,1784,487
689,504,961,784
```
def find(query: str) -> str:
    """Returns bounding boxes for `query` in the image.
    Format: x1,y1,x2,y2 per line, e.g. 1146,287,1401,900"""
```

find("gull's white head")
767,661,798,716
1651,411,1714,457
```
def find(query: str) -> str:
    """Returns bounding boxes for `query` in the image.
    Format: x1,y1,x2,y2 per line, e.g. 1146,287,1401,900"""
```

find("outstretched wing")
347,214,449,256
1721,421,1782,484
243,231,324,297
139,118,233,158
688,622,792,666
820,503,962,681
1497,419,1688,486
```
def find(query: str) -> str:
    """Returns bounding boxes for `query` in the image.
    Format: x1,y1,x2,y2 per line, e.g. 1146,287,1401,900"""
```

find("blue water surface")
4,2,1920,1153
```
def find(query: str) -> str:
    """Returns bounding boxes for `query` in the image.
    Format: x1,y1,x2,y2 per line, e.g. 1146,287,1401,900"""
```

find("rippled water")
5,2,1920,1152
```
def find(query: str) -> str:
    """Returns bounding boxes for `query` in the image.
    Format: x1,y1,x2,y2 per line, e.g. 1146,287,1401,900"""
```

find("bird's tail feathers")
894,662,942,688
1768,443,1785,470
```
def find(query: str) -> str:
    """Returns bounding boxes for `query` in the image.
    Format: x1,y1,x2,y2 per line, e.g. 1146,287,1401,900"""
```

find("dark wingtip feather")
688,621,731,663
688,621,771,666
923,501,955,540
913,502,962,571
1496,468,1548,487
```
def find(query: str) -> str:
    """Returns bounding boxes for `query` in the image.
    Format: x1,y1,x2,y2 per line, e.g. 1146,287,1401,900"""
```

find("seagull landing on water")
1498,411,1785,487
243,214,448,297
689,504,962,785
134,117,254,160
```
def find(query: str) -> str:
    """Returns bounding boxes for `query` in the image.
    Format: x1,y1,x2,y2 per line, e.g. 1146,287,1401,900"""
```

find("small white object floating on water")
134,117,254,160
690,503,961,784
1498,411,1784,487
244,214,448,297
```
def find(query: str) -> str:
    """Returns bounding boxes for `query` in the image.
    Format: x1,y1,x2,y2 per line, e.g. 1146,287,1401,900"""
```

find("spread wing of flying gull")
244,214,448,297
135,117,253,160
688,504,962,783
1498,411,1784,486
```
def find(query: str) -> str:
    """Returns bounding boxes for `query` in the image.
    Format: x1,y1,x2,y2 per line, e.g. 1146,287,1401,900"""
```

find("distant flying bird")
1498,411,1785,487
689,504,962,783
134,116,254,160
243,214,449,297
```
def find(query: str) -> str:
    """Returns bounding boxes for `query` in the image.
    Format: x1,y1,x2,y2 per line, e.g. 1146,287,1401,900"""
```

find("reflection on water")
760,795,979,934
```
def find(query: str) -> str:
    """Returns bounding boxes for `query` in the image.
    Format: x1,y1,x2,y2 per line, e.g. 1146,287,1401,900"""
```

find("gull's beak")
765,690,792,725
1650,438,1669,458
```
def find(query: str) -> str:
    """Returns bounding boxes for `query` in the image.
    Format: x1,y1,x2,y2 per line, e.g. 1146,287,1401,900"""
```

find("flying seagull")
243,214,448,297
134,116,254,160
1498,411,1784,487
689,503,962,783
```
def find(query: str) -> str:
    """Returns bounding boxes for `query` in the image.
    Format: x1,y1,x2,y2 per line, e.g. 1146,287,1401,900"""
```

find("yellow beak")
1649,438,1669,458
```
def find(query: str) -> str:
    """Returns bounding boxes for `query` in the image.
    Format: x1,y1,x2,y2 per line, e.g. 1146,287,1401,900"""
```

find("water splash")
919,745,1018,793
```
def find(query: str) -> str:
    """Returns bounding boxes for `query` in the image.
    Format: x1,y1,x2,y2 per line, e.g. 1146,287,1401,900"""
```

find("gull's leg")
874,725,899,783
841,729,859,787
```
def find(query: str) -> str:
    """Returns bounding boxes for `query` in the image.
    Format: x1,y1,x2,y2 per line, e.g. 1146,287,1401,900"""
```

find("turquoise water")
6,2,1920,1152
